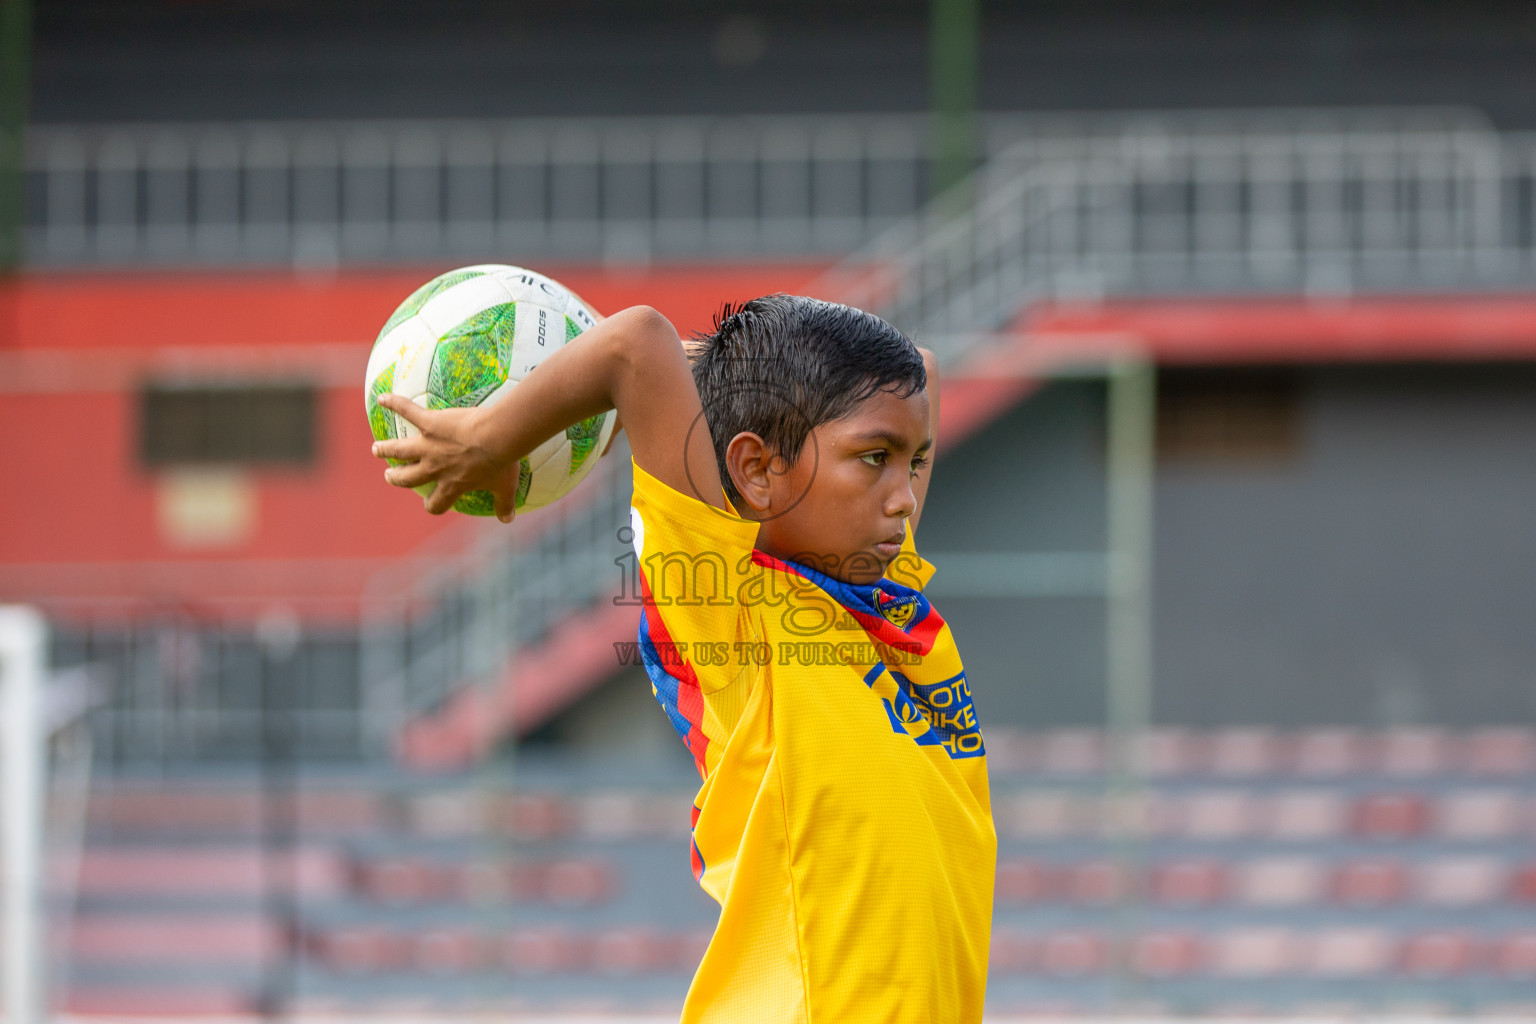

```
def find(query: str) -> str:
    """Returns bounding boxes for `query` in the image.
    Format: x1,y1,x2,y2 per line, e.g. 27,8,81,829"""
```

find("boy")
373,295,996,1022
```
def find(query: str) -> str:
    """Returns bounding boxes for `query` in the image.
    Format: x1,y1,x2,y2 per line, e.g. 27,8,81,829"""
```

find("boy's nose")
887,478,917,518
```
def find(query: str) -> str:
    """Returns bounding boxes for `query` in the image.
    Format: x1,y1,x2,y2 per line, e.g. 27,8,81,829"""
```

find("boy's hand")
371,393,523,522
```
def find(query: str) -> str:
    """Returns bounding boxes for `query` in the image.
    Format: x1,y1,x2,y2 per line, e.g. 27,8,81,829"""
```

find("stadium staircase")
53,727,1536,1016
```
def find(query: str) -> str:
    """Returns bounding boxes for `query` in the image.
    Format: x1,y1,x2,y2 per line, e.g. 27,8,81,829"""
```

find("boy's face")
748,387,931,587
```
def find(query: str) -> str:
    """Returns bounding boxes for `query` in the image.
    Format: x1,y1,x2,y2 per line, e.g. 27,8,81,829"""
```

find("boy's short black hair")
689,294,927,511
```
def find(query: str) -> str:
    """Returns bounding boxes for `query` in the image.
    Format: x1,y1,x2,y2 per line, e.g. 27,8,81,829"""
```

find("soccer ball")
365,264,617,515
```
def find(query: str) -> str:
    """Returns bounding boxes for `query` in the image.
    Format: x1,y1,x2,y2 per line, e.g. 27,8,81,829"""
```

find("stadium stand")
43,726,1535,1013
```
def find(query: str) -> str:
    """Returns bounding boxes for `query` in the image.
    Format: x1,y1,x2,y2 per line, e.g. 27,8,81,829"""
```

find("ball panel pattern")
525,439,575,508
365,363,399,454
566,413,606,475
515,456,532,508
376,268,484,341
428,302,515,410
507,302,563,381
381,317,440,432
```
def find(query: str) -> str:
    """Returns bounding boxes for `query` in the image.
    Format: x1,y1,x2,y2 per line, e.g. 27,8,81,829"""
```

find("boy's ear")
724,431,778,514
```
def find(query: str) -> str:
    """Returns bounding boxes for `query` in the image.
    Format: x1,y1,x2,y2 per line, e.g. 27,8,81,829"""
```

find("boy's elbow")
606,305,686,389
604,305,677,369
617,305,677,343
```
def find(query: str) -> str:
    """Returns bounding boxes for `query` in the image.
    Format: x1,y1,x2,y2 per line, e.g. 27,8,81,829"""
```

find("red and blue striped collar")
748,549,945,657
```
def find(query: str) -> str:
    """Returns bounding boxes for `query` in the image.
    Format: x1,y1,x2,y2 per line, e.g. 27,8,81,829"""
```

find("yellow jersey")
628,456,996,1023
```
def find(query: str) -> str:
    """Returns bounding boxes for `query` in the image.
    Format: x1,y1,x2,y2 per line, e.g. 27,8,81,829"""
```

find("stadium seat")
1305,929,1395,977
454,859,515,903
1178,789,1256,840
1510,863,1536,903
590,928,678,974
1142,728,1204,777
1210,928,1300,977
86,790,381,836
1234,857,1326,906
649,793,696,838
63,988,256,1016
75,847,346,898
310,926,412,974
1038,931,1106,976
1062,861,1127,905
284,996,358,1016
675,927,714,971
995,859,1055,904
500,928,589,974
1290,728,1366,777
408,791,487,837
1376,729,1453,777
1415,857,1507,906
292,791,387,833
1399,931,1482,977
1150,860,1228,905
358,856,453,904
1463,728,1536,777
978,727,1028,773
1007,790,1089,839
414,928,487,974
1036,730,1105,776
506,794,576,839
1495,933,1536,978
1206,728,1283,777
1099,791,1172,839
89,792,264,833
1352,793,1429,838
989,929,1038,972
1131,931,1204,977
541,858,615,905
1437,789,1523,840
1332,860,1408,906
434,859,546,904
577,791,649,839
71,914,286,965
1264,790,1349,840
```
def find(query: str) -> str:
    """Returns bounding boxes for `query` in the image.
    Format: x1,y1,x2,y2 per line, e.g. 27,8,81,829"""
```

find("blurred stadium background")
4,0,1536,1019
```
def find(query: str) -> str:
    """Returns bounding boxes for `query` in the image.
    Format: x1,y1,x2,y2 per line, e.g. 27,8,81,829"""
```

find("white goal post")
0,606,45,1024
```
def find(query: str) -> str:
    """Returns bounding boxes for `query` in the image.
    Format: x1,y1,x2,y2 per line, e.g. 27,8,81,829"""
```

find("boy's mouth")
874,532,904,559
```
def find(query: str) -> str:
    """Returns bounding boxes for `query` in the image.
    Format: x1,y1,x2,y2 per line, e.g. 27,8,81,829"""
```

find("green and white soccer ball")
365,264,617,516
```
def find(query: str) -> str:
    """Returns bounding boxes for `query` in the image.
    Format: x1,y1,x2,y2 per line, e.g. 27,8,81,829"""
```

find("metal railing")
22,107,1495,268
24,115,943,266
835,119,1536,352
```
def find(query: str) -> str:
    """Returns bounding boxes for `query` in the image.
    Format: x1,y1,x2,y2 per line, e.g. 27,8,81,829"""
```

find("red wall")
0,265,831,622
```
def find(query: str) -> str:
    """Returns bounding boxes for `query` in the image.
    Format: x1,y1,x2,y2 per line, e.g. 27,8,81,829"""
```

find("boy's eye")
860,452,886,467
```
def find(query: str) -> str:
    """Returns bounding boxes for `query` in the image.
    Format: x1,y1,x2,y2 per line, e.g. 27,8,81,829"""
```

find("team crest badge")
879,595,918,630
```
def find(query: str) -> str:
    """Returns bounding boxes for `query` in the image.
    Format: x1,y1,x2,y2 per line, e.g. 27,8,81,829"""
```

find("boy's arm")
909,346,940,534
373,305,726,520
